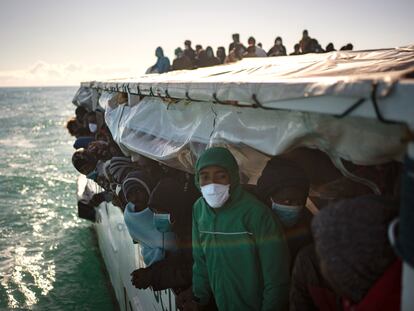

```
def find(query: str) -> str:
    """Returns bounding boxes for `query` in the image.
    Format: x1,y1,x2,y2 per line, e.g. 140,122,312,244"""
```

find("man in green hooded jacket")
191,147,290,311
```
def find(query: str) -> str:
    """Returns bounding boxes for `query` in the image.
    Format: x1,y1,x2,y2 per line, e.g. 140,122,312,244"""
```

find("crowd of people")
147,30,354,73
67,98,402,311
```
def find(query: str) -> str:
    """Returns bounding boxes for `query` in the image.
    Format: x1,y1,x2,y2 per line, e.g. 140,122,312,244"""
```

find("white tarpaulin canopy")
74,46,414,183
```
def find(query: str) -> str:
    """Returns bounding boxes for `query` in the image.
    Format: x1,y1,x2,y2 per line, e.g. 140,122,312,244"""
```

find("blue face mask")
125,201,135,211
153,213,172,233
123,204,177,265
271,201,303,228
86,170,98,181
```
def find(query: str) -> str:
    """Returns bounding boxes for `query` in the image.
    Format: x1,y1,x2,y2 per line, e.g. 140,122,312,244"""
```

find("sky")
0,0,413,87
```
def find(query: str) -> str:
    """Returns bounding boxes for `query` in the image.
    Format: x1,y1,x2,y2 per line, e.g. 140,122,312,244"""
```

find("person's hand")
176,288,205,311
176,287,192,309
89,192,105,207
130,268,152,289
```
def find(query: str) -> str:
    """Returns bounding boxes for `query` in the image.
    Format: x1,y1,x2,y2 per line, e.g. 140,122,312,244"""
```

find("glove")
130,268,153,289
89,192,106,207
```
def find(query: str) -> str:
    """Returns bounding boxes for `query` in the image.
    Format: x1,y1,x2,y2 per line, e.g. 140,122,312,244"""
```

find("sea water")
0,87,117,310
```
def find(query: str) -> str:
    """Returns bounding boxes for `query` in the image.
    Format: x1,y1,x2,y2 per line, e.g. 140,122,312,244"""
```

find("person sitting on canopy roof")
216,46,226,64
247,36,267,57
299,29,312,54
147,47,170,74
225,43,246,64
325,42,336,52
340,43,354,51
290,44,301,56
197,46,221,68
267,37,287,57
172,47,193,71
186,147,290,311
184,40,196,65
228,33,245,54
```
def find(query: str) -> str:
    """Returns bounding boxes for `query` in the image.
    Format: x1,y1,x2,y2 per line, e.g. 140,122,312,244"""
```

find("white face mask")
88,123,97,133
201,183,230,208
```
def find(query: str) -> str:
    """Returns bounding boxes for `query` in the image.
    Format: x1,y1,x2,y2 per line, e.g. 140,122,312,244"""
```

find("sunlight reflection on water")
0,87,116,310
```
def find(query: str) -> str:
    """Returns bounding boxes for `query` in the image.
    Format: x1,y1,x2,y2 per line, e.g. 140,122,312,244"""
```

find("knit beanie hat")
312,195,398,303
108,156,139,184
256,157,310,201
122,170,157,201
72,148,98,175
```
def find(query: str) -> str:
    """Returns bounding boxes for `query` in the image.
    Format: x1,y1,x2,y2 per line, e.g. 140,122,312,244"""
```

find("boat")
73,46,414,311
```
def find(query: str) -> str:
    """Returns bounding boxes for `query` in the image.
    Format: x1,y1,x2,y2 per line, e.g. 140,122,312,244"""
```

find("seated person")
225,43,246,63
130,175,199,292
257,157,313,264
171,47,193,71
122,171,176,266
185,147,290,311
290,195,400,311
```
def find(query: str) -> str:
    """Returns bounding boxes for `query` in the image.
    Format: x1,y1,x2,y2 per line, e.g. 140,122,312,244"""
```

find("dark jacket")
267,45,287,56
256,156,313,264
136,174,200,291
172,55,193,71
184,48,196,64
293,257,402,311
197,47,221,68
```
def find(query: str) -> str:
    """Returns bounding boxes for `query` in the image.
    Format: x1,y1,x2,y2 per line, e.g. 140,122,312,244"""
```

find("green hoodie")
192,147,290,311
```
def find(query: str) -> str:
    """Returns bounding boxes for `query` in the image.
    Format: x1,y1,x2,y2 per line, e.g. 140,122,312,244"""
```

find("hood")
156,47,164,58
256,157,310,201
194,147,240,193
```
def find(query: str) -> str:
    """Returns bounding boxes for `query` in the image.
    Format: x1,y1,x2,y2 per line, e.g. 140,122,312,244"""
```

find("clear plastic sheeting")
81,46,414,106
95,201,178,311
99,91,128,111
105,96,406,183
72,86,101,111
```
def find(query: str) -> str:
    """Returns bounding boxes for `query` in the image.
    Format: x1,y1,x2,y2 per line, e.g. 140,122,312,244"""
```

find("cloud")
0,61,139,87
